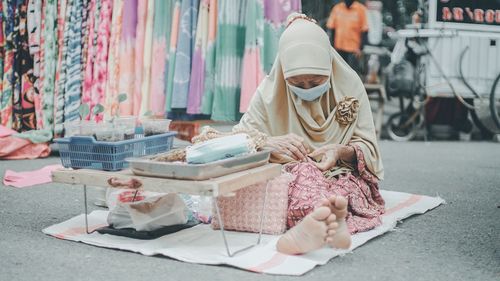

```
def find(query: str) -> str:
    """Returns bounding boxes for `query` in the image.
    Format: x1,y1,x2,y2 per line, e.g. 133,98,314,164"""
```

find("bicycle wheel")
489,72,500,130
386,112,419,141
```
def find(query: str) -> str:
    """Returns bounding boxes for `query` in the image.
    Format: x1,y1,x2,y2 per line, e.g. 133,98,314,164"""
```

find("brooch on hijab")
336,96,360,126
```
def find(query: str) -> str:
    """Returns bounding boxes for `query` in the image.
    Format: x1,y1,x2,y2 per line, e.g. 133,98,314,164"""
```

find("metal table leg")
214,181,270,257
83,184,93,234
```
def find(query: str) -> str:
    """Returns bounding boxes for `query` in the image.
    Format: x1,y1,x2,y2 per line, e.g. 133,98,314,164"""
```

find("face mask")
287,80,331,102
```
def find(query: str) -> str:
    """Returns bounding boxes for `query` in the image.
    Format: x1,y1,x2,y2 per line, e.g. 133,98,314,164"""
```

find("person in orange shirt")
326,0,369,73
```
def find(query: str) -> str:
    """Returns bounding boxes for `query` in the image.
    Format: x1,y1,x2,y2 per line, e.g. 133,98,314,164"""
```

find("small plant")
79,103,104,120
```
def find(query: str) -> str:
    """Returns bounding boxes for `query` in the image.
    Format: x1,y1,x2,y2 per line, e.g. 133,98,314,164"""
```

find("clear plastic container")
95,124,125,142
64,120,81,137
142,118,172,137
113,116,137,140
80,120,97,137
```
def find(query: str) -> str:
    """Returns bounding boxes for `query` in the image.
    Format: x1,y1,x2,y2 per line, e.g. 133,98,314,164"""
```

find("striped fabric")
149,0,173,116
210,0,247,121
199,0,217,115
164,0,181,112
63,0,84,124
186,0,210,114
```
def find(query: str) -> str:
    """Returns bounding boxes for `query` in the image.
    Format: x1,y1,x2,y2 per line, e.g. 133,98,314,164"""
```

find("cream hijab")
234,14,384,180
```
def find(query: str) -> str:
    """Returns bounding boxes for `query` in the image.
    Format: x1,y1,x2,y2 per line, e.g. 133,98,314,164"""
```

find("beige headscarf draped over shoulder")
234,13,384,180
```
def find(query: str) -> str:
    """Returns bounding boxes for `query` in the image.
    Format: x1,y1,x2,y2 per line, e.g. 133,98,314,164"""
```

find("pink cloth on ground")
3,164,63,188
0,126,51,160
285,144,386,234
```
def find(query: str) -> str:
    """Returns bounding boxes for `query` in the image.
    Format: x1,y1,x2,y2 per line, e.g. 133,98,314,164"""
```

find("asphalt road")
1,141,499,281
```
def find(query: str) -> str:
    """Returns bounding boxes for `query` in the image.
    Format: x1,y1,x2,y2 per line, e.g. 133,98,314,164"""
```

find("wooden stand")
52,164,282,257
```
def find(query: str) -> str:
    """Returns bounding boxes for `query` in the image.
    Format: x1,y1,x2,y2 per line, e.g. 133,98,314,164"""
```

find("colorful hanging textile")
116,0,136,116
199,0,217,115
1,0,15,128
63,0,84,124
149,0,173,116
53,0,69,135
186,0,209,114
239,0,301,113
81,0,98,119
138,0,153,116
12,0,37,131
27,0,43,129
90,0,112,121
103,0,122,118
41,0,58,130
209,0,247,121
170,0,199,109
164,0,181,112
131,0,146,116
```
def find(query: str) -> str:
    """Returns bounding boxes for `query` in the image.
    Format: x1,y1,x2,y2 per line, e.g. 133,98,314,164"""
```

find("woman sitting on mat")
232,13,385,254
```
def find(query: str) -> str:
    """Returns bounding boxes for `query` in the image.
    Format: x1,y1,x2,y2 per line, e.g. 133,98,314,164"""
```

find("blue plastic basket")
55,132,176,171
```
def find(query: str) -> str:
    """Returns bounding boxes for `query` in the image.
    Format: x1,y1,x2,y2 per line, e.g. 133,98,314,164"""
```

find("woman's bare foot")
320,195,352,249
276,206,338,255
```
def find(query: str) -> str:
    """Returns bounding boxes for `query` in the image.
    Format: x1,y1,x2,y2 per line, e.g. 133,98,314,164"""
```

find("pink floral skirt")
285,145,385,234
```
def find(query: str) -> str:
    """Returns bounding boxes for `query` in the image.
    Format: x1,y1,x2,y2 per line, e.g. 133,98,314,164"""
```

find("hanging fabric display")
239,0,301,113
1,0,15,128
90,0,112,122
131,0,146,116
209,0,247,121
170,0,199,110
0,0,303,134
186,0,209,114
12,0,37,131
103,0,122,118
138,0,154,116
164,0,181,112
149,0,173,116
27,0,42,130
116,0,137,116
41,0,57,130
63,0,84,124
81,0,98,120
199,0,217,115
53,0,69,136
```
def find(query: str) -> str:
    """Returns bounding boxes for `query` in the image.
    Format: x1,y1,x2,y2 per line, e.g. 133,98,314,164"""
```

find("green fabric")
210,0,246,121
14,129,53,143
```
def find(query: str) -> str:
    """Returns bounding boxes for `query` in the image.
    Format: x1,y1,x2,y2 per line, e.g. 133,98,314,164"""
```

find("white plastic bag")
107,190,189,231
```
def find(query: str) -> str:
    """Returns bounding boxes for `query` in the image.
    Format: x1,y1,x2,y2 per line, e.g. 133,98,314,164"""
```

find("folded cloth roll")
186,133,252,164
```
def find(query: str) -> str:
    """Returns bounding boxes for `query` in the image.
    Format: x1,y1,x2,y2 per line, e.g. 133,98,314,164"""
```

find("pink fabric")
286,144,385,234
82,0,98,120
3,164,63,188
91,0,113,122
0,137,51,160
239,47,265,113
0,125,16,137
133,0,148,116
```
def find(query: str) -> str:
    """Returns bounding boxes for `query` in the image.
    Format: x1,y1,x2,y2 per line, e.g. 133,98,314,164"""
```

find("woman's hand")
309,144,355,171
264,133,310,161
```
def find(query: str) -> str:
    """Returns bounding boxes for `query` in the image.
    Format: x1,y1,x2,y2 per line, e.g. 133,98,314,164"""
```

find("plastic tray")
127,150,271,180
55,132,176,171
